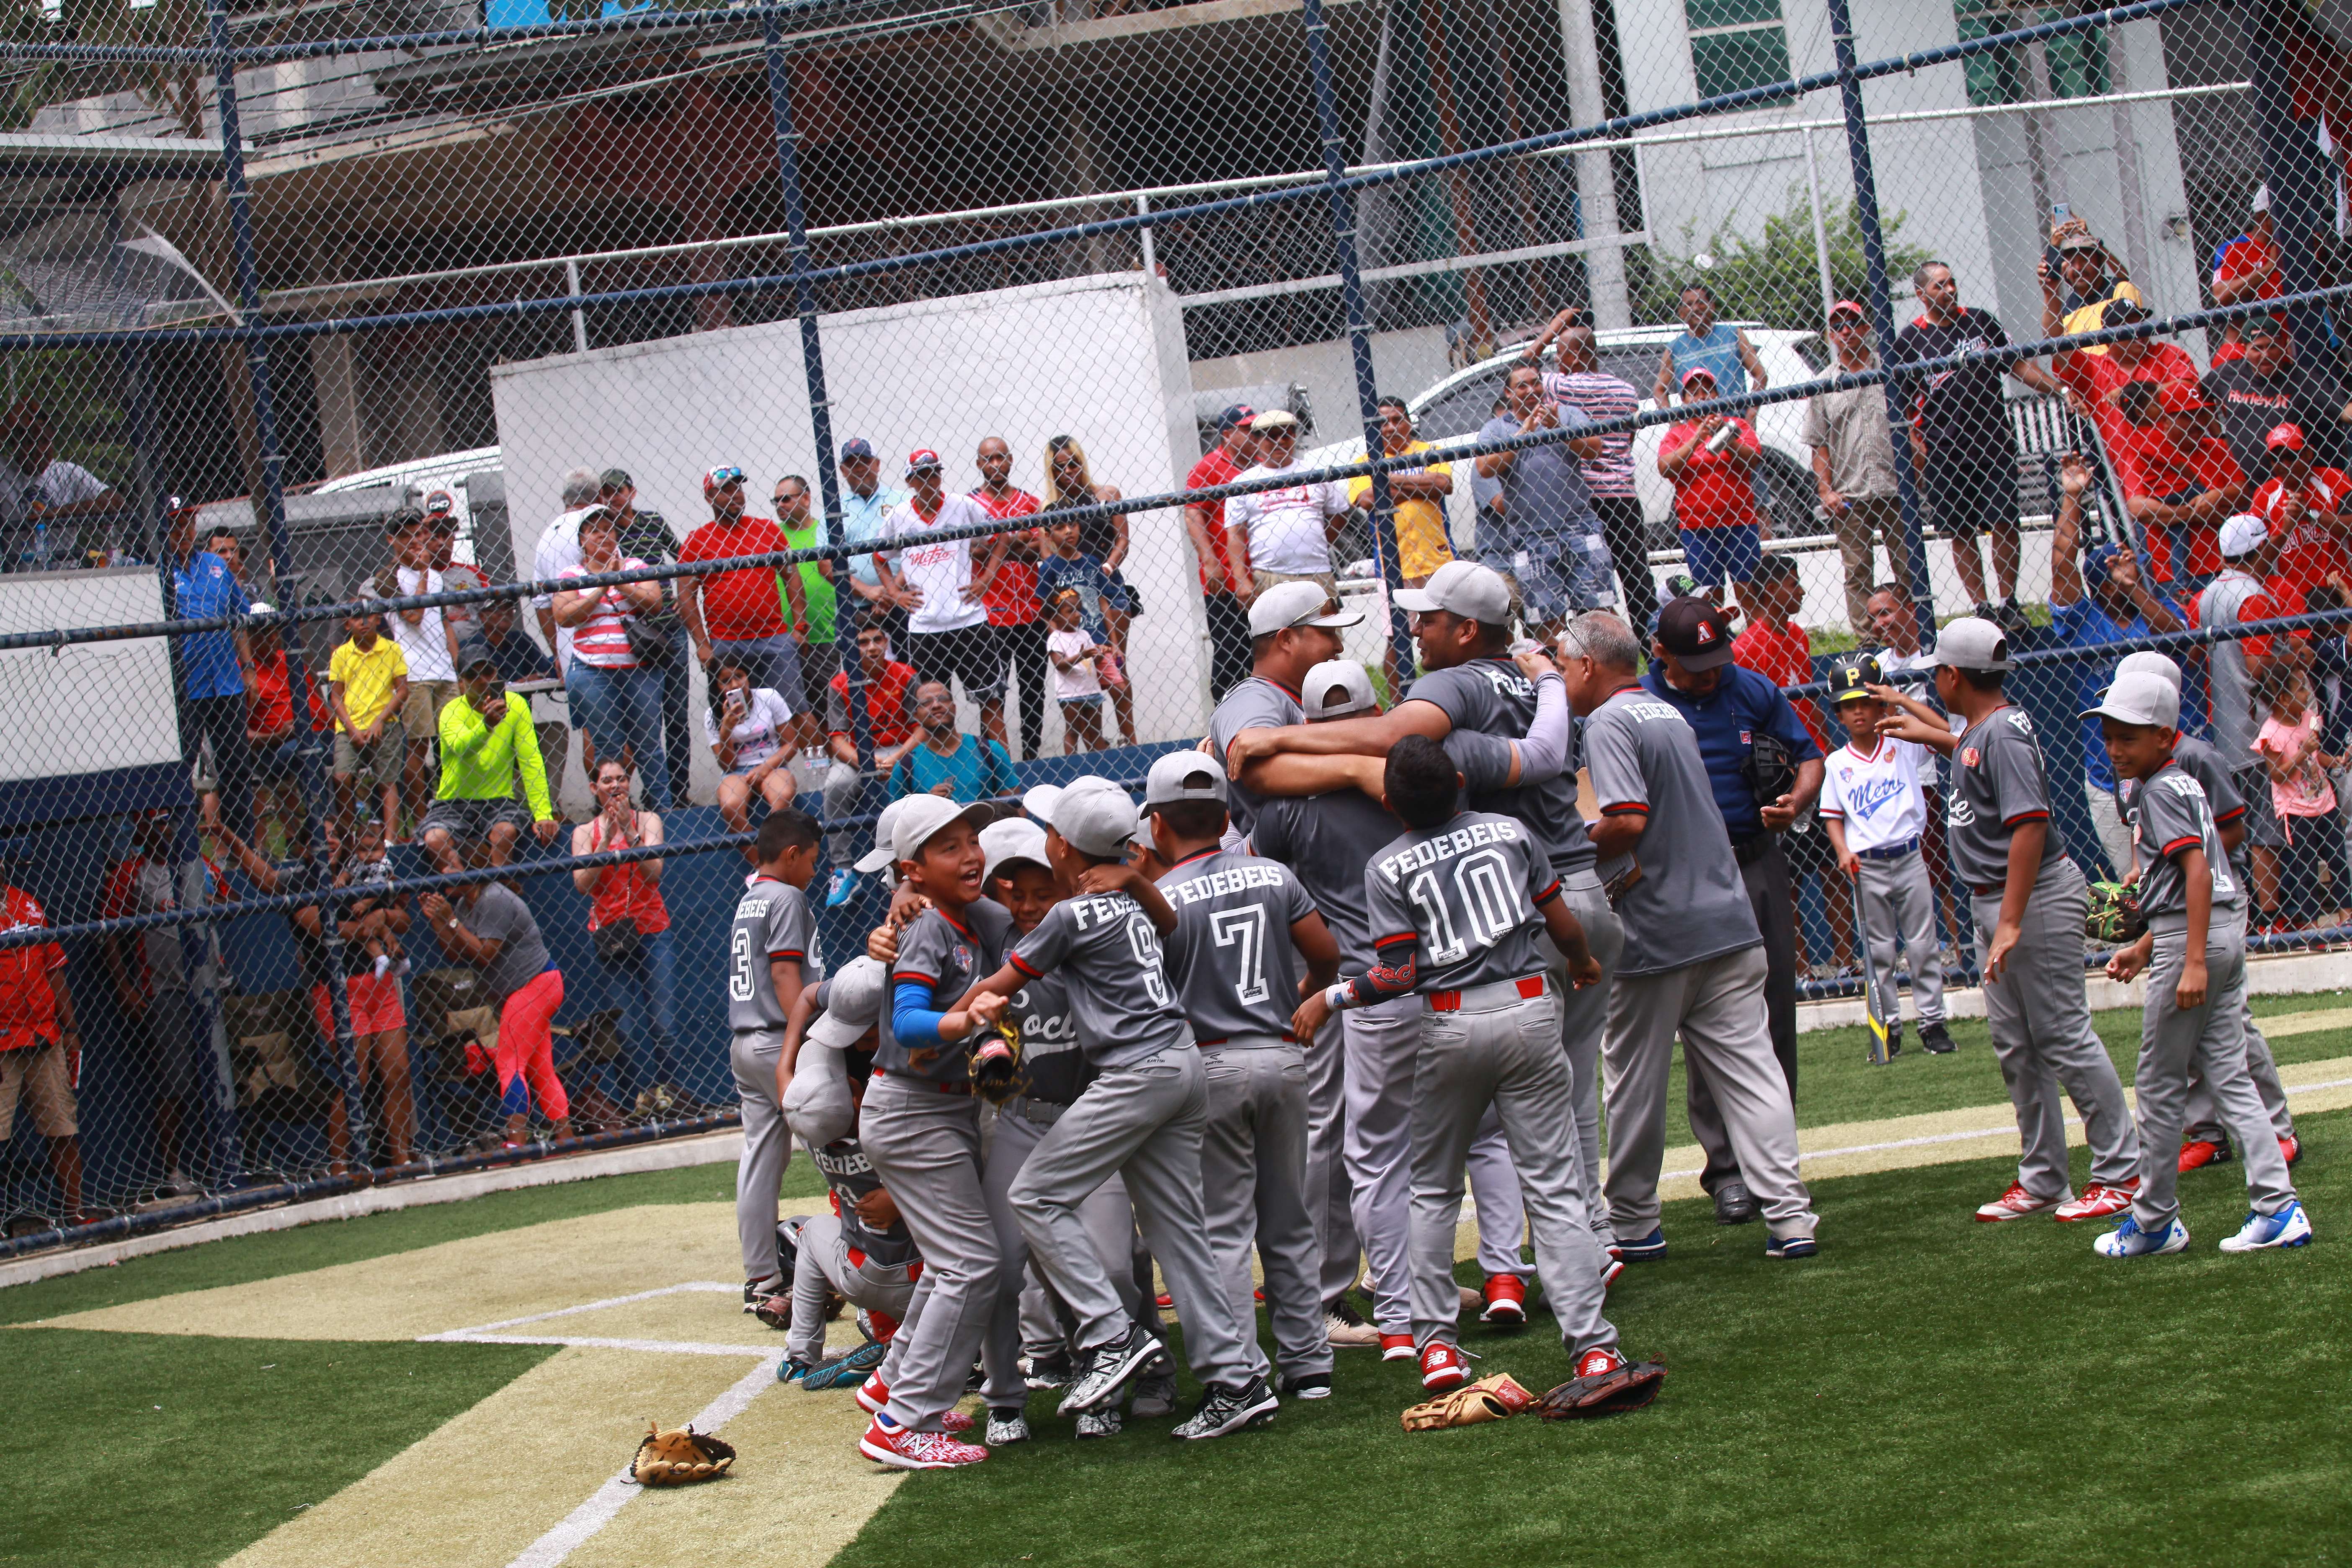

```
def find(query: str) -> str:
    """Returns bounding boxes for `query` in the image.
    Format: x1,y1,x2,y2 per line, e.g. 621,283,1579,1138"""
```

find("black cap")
1656,597,1736,671
2103,296,2152,328
1831,654,1885,704
454,635,499,677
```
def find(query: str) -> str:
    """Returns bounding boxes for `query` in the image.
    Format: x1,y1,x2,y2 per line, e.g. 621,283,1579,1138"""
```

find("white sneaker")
2093,1215,2190,1258
2218,1200,2314,1252
984,1411,1031,1445
1075,1408,1122,1439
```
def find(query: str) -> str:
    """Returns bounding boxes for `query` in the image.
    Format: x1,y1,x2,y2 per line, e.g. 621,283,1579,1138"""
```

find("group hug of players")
720,566,2313,1472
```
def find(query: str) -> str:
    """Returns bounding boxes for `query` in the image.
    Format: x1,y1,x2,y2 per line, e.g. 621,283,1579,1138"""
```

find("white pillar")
1556,0,1632,328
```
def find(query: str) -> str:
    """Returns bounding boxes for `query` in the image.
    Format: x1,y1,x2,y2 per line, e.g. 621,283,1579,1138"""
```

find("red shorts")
312,972,407,1039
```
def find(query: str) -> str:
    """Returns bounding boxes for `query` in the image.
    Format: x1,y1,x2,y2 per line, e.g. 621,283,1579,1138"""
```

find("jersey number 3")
728,927,755,1003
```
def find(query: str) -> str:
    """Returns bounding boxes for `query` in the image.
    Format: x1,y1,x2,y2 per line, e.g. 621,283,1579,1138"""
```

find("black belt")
1731,833,1779,867
1857,837,1921,861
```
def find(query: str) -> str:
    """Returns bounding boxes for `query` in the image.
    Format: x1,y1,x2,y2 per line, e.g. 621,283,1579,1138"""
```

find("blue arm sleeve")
892,980,950,1050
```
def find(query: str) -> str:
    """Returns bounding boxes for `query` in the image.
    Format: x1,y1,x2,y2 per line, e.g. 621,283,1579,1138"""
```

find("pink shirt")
2257,709,2337,820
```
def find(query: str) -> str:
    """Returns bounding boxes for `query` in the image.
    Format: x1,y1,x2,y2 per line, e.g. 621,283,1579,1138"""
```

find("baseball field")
10,995,2352,1568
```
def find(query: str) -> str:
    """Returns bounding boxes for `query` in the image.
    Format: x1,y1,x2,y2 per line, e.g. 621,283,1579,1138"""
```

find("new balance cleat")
2177,1138,2232,1172
1024,1349,1073,1389
984,1410,1030,1446
1057,1326,1163,1416
1075,1408,1123,1439
858,1417,987,1469
2094,1215,2190,1257
1129,1358,1180,1418
1170,1375,1278,1439
853,1371,890,1414
2054,1181,2138,1222
1418,1341,1471,1393
937,1410,976,1434
1278,1372,1331,1400
2281,1134,2303,1166
1602,1258,1625,1291
1615,1227,1668,1261
1975,1182,2063,1222
1377,1333,1416,1362
2218,1200,2313,1252
802,1339,888,1392
1480,1274,1528,1326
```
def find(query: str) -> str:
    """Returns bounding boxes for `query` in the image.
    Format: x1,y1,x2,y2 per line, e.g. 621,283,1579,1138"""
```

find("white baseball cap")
1142,750,1230,811
1395,559,1514,625
980,818,1051,883
806,956,886,1050
1026,775,1138,858
1926,615,2017,673
2115,650,2184,690
2252,183,2272,214
1302,658,1378,719
2081,670,2181,730
1248,579,1365,638
888,793,993,866
852,798,914,874
2218,513,2269,560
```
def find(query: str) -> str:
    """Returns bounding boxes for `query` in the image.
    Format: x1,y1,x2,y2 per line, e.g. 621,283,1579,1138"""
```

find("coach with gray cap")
1209,580,1363,840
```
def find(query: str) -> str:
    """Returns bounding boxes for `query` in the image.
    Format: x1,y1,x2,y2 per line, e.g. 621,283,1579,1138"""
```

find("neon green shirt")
436,692,552,819
782,516,836,645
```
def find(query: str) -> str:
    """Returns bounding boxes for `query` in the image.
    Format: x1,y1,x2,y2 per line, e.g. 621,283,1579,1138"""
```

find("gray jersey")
1248,787,1398,971
875,899,1012,1085
462,883,551,1002
1582,685,1760,977
1005,966,1087,1104
727,875,817,1032
1944,704,2067,891
1156,847,1317,1043
1208,675,1305,836
810,1136,916,1266
2117,733,2248,848
2195,571,2267,766
1408,660,1596,875
1364,811,1560,993
2132,761,2244,918
1010,892,1190,1068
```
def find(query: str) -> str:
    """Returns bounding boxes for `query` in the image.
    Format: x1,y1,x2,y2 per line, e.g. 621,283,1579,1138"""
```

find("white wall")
490,272,1208,806
0,567,181,781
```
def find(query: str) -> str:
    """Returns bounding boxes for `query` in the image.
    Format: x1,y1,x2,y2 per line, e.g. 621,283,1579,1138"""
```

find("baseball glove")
2085,880,2147,944
1469,1372,1537,1413
631,1421,736,1485
970,1017,1024,1104
1401,1385,1514,1432
1534,1359,1667,1420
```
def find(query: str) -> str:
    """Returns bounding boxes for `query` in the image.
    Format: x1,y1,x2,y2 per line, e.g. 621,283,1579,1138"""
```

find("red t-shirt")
2113,435,2245,580
970,487,1043,627
829,659,921,750
0,886,64,1052
1731,617,1830,752
679,517,790,641
2253,469,2352,610
1658,420,1762,530
1184,446,1246,589
2055,341,2204,448
248,648,328,736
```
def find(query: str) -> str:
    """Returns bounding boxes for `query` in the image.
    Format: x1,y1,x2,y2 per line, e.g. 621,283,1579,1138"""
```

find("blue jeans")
601,925,679,1094
566,659,671,808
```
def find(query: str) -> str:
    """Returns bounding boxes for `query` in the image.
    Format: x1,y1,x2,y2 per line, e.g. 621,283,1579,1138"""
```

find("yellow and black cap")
1831,654,1885,704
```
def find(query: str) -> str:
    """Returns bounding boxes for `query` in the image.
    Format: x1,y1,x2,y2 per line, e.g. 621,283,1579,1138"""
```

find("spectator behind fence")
1805,299,1910,630
477,595,558,684
211,805,413,1169
99,808,217,1199
1651,283,1766,406
165,496,258,835
531,465,604,679
774,474,840,723
1657,367,1764,606
1043,586,1113,752
1226,409,1351,606
878,448,1008,748
2048,452,2184,877
4,403,119,524
416,874,569,1148
1533,318,1655,637
2110,381,2247,588
888,678,1019,804
706,654,802,846
598,467,694,780
2202,315,2348,476
206,525,264,601
0,869,85,1224
1035,511,1133,743
2254,658,2350,932
1043,435,1139,747
572,756,680,1110
422,640,560,875
2195,513,2292,930
554,504,671,812
426,495,484,637
969,438,1047,759
2249,423,2352,612
2210,185,2284,362
1352,396,1455,691
2054,294,2202,478
822,616,924,879
1891,260,2063,633
329,611,407,838
2038,217,2141,356
1184,405,1260,700
836,437,911,648
377,509,463,833
243,602,327,848
681,463,809,732
1477,363,1612,635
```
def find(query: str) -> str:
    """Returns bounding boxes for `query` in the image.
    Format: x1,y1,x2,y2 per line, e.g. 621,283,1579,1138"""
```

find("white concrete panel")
0,567,180,781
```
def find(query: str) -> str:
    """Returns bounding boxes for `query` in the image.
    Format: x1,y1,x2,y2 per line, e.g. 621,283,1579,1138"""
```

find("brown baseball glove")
1469,1372,1536,1413
1401,1384,1514,1432
970,1018,1024,1104
632,1421,736,1484
1534,1359,1667,1420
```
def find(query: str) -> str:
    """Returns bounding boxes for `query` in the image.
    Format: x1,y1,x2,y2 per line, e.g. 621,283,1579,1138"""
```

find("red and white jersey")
1818,736,1931,853
884,494,992,635
2251,469,2352,609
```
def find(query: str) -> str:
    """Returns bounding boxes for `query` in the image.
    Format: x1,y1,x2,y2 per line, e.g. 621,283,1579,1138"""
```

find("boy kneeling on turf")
2087,673,2313,1256
1292,735,1663,1414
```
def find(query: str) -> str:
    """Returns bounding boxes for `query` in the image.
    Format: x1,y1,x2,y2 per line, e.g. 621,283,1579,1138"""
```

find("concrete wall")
0,567,180,783
1188,323,1459,449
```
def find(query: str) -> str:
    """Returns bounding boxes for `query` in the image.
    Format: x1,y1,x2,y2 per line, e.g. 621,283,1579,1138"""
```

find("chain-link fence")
0,0,2343,1252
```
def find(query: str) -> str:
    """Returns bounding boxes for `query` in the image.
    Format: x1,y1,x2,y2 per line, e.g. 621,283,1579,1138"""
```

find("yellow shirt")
1349,439,1455,581
2062,279,2142,356
329,637,407,732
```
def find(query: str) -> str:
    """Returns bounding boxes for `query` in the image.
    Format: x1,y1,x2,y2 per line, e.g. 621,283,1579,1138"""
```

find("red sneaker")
1602,1258,1625,1291
2054,1180,2137,1222
1480,1274,1528,1326
854,1372,890,1415
858,1418,988,1470
1574,1345,1627,1380
1378,1332,1416,1362
1154,1292,1173,1310
1419,1341,1470,1392
2177,1138,2231,1172
939,1410,975,1434
2282,1134,2303,1166
865,1309,900,1346
1973,1182,2061,1222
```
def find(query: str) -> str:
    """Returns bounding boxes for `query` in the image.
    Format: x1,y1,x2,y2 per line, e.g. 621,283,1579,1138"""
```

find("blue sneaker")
1765,1234,1818,1259
1614,1228,1667,1261
825,867,859,908
778,1357,814,1384
2093,1215,2190,1258
2218,1200,2314,1252
802,1338,889,1391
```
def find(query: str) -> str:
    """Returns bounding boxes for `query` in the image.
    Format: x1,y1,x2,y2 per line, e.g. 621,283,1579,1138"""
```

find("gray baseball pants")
731,1027,789,1289
1408,980,1616,1357
1466,1107,1527,1277
1009,1043,1255,1389
1304,1002,1360,1307
1200,1039,1330,1382
1544,873,1623,1239
2184,1008,2296,1143
1968,858,2140,1198
784,1211,918,1367
1856,848,1946,1022
1603,945,1818,1241
857,1074,995,1431
982,1095,1139,1404
2130,912,2298,1231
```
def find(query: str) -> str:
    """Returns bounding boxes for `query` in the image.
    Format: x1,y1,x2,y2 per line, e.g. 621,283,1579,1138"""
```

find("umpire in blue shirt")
1640,597,1823,1224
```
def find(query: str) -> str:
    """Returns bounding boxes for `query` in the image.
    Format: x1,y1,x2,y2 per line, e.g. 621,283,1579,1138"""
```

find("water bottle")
30,520,49,569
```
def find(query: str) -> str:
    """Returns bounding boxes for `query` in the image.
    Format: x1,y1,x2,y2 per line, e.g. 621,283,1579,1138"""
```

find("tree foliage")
1635,187,1935,330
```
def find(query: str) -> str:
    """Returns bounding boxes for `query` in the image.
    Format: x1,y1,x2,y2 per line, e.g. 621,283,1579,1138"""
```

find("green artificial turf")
836,1111,2352,1568
0,1330,549,1568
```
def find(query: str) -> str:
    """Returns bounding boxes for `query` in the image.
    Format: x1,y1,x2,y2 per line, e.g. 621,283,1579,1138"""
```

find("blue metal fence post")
2241,0,2333,371
1299,0,1412,678
1825,0,1937,649
209,0,367,1166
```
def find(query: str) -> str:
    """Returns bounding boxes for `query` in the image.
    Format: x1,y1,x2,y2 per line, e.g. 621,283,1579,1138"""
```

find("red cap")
906,448,942,474
2267,421,2308,452
1827,299,1867,322
1679,366,1719,390
2156,382,2209,415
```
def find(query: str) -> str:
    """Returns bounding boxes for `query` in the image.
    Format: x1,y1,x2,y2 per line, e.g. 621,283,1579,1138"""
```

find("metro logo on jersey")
1841,774,1911,821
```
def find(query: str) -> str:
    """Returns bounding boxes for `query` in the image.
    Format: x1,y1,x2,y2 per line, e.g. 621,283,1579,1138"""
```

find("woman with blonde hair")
1041,433,1140,744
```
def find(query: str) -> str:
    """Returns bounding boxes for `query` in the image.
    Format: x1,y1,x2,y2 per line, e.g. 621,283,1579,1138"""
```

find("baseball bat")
1850,873,1894,1066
